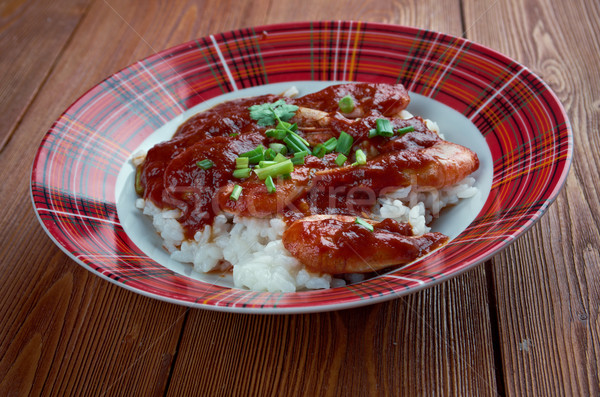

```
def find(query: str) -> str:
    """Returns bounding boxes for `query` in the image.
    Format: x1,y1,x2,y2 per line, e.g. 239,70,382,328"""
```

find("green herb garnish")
338,95,355,113
369,119,414,138
323,137,338,152
312,144,326,158
265,128,287,140
273,153,288,163
236,157,249,169
335,153,347,166
375,119,394,137
291,150,308,165
249,100,298,126
230,185,243,201
263,148,276,161
355,217,374,232
335,131,354,156
269,143,288,155
232,168,251,179
253,159,294,180
396,126,415,135
240,145,265,164
283,133,312,154
314,137,339,158
258,160,277,168
353,149,367,166
265,175,276,193
196,159,214,170
135,167,143,195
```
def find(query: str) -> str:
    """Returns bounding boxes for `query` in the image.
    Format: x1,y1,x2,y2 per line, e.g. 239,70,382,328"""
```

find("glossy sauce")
282,216,448,274
138,83,445,239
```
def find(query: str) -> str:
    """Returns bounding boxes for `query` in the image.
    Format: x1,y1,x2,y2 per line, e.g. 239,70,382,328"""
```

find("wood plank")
167,1,498,396
0,0,91,151
0,237,186,396
463,0,600,395
0,0,500,395
167,270,497,396
0,0,223,394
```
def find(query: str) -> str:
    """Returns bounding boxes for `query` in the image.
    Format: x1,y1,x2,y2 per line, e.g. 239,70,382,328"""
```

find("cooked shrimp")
282,215,447,274
313,139,479,191
291,107,351,145
292,107,331,126
292,82,410,117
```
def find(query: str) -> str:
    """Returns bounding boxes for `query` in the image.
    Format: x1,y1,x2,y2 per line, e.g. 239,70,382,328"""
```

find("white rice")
136,107,477,292
137,199,332,292
375,176,478,231
136,175,477,293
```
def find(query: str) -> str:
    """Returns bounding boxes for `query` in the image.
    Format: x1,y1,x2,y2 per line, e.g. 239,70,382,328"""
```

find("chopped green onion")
232,167,252,179
265,128,287,139
335,153,347,166
135,167,143,195
338,95,355,113
355,149,367,165
274,153,288,163
335,131,354,156
275,121,298,134
284,133,312,154
264,148,276,161
368,128,378,138
230,185,243,201
291,157,305,165
265,175,276,193
196,159,214,170
267,121,299,139
291,150,308,165
240,145,265,163
277,121,295,131
375,119,394,137
355,217,374,232
283,135,303,153
259,160,277,168
323,137,338,152
269,143,288,155
229,132,239,137
396,126,415,135
236,157,249,169
240,145,264,158
291,131,310,146
254,159,294,180
249,153,264,164
313,144,326,158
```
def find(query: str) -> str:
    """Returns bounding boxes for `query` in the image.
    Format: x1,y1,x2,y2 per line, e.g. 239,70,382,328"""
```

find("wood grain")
0,0,212,394
0,0,91,151
1,0,597,394
463,0,600,395
0,0,496,394
0,213,187,395
158,1,495,395
167,271,496,396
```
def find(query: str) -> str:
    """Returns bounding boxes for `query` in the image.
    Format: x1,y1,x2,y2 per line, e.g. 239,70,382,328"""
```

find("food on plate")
282,215,448,274
133,83,480,292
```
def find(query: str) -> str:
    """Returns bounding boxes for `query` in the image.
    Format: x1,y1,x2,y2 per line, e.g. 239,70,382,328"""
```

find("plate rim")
30,20,573,313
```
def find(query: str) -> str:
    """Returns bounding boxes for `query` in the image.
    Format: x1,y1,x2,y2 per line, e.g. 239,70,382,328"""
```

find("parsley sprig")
249,100,312,155
248,99,298,126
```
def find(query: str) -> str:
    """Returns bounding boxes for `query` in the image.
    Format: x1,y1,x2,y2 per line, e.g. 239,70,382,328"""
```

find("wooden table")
1,0,598,395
